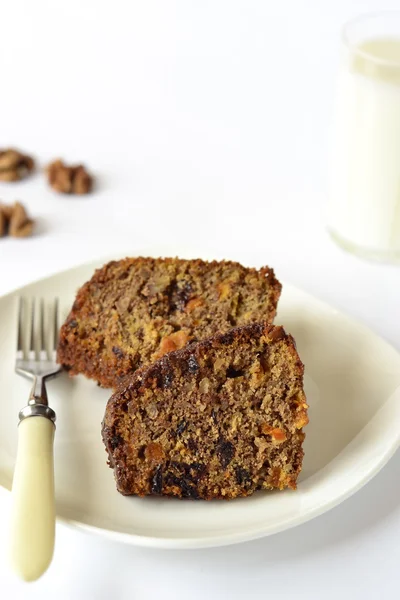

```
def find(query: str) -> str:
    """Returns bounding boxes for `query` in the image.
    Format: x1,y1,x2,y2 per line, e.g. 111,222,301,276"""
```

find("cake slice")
102,322,308,500
57,257,281,388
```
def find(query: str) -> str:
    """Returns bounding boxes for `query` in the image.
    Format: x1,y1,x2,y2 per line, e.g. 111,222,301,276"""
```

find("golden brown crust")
57,257,282,388
102,322,308,500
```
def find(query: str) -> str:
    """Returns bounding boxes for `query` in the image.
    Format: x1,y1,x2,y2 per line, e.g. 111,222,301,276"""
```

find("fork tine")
16,297,62,382
28,298,36,360
39,298,47,360
53,298,59,358
17,297,24,358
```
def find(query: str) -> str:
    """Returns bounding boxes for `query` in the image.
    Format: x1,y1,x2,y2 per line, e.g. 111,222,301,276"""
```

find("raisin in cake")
57,257,281,388
102,322,308,500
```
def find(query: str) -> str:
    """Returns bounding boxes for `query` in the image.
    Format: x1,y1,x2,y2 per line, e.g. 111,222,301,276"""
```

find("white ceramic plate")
0,257,399,549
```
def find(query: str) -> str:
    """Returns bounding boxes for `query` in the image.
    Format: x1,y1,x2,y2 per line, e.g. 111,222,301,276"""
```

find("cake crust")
102,322,308,500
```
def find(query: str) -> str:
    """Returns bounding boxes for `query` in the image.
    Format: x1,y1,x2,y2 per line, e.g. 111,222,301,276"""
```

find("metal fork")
10,298,61,582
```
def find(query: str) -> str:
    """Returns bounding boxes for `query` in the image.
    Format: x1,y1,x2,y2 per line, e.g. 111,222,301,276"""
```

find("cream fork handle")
9,416,55,582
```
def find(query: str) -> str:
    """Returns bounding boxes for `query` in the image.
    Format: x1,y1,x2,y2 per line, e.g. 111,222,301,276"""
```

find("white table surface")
1,1,399,598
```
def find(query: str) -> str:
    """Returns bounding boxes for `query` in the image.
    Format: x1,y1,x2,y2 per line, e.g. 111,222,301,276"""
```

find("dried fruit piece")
185,297,204,313
109,434,123,450
156,330,189,357
47,159,93,194
295,409,309,429
112,346,124,358
235,467,252,488
176,420,187,435
260,423,287,442
0,148,35,182
216,437,235,469
145,442,165,462
272,428,287,442
170,280,193,311
217,281,231,300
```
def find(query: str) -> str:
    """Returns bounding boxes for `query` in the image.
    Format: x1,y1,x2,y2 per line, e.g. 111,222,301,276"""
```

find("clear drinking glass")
328,12,400,263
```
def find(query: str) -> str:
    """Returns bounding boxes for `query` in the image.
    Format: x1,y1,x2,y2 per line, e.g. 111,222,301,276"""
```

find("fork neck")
28,376,48,406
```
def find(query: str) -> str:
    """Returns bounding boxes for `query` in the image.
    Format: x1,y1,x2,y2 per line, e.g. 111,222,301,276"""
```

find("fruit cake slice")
102,322,308,500
57,257,281,388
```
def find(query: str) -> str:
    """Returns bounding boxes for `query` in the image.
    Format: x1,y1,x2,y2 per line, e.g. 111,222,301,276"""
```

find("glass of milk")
328,12,400,263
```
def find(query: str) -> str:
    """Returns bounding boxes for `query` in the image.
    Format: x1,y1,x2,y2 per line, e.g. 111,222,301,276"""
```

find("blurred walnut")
0,149,35,182
0,208,6,237
47,159,93,194
0,201,34,238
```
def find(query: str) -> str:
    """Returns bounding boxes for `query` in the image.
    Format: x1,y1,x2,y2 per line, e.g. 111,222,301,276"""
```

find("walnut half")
0,201,34,238
0,148,35,182
47,159,93,195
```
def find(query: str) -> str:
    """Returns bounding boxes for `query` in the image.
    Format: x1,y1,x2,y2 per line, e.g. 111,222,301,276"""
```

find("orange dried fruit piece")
156,330,189,357
260,423,287,442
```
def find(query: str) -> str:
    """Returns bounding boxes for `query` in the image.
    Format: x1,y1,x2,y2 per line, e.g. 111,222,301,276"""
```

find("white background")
0,1,399,598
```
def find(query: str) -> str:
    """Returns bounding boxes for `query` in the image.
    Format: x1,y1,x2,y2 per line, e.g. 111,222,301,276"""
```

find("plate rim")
1,254,399,548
